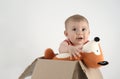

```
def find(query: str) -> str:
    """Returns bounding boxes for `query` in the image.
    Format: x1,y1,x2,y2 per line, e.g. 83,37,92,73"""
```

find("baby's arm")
59,41,69,53
59,41,82,59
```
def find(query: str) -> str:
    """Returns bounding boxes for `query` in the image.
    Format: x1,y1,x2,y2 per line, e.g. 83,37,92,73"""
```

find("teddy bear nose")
98,61,109,65
94,37,100,42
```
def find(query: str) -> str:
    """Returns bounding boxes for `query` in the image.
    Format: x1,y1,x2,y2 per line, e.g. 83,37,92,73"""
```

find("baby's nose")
76,30,83,35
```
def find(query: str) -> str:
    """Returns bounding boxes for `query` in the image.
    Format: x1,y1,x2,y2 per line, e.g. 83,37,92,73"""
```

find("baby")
59,14,90,59
19,14,90,79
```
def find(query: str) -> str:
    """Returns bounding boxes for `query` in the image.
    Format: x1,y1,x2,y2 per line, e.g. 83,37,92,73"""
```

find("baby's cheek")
84,39,88,43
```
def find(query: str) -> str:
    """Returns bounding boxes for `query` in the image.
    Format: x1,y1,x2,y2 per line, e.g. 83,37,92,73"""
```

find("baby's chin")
74,42,84,46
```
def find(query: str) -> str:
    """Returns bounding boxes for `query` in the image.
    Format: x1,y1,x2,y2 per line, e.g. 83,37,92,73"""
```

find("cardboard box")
31,59,103,79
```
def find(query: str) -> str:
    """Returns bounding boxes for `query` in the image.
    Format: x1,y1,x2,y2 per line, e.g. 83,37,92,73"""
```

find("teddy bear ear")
94,37,100,42
44,48,55,59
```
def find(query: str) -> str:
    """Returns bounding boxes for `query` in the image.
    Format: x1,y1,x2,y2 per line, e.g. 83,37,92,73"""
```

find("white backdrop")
0,0,120,79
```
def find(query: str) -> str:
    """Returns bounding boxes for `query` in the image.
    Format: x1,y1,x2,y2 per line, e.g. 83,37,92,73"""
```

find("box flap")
79,61,103,79
31,59,78,79
72,62,88,79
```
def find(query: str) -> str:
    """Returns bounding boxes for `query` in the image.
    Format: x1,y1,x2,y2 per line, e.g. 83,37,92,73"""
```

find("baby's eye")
72,28,77,31
82,28,86,31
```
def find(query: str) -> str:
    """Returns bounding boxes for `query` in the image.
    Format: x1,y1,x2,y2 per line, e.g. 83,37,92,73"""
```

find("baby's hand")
68,45,82,60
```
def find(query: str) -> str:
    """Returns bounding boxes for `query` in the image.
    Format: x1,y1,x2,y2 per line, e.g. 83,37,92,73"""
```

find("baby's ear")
64,30,68,37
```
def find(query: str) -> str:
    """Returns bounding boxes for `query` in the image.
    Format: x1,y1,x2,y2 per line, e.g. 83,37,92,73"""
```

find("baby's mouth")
76,37,83,40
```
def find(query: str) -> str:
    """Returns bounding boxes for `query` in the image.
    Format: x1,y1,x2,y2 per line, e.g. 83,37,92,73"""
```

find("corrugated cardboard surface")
31,59,103,79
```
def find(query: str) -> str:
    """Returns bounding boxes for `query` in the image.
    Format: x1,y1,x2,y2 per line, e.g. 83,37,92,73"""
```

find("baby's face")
65,21,90,45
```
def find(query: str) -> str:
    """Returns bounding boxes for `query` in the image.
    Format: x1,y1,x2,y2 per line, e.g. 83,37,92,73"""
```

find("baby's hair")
65,14,89,29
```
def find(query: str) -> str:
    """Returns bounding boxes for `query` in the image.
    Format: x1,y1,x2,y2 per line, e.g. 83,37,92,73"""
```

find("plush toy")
44,37,108,68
